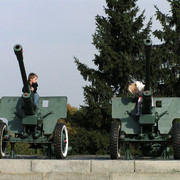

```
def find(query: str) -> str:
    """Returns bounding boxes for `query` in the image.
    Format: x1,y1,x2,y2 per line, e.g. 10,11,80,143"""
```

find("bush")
69,127,109,155
6,143,44,156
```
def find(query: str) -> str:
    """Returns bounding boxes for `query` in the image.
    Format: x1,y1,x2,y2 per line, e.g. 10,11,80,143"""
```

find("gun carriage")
0,44,69,159
110,39,180,159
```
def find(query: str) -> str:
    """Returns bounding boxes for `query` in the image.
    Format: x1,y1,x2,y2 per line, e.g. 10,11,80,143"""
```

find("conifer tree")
74,0,151,130
152,0,180,96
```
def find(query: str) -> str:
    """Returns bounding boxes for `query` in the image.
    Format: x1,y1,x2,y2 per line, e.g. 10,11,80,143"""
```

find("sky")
0,0,171,108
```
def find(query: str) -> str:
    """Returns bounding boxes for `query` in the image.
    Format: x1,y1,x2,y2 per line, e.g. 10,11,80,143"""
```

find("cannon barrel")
142,39,152,114
144,39,152,91
14,44,30,93
14,44,35,115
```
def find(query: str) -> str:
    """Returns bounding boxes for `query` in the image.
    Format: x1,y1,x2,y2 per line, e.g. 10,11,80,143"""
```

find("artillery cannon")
110,39,180,159
0,44,69,159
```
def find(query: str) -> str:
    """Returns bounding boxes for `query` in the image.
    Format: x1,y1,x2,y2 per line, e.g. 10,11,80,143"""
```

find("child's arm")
32,83,38,93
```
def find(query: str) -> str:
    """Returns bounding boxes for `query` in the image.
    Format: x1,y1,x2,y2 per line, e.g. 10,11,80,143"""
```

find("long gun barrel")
144,39,152,91
142,39,152,114
14,44,35,115
14,45,30,93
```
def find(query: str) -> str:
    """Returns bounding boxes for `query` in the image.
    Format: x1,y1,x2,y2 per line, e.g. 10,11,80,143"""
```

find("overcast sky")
0,0,171,108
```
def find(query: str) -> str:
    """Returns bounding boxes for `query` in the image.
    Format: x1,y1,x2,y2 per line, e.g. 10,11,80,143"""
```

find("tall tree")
74,0,151,130
152,0,180,96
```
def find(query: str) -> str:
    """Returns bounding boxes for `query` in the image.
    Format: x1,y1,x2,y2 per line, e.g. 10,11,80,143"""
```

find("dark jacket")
31,82,38,93
22,82,38,93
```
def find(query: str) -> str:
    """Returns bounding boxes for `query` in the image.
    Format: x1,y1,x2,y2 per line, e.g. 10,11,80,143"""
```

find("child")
128,81,145,116
28,73,39,106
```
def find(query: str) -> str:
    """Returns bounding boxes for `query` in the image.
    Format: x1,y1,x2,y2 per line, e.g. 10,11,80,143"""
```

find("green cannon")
109,39,180,159
0,44,69,159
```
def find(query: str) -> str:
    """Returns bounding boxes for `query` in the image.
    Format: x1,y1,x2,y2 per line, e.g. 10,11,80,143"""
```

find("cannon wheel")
53,123,68,159
110,121,121,159
172,119,180,159
0,122,7,158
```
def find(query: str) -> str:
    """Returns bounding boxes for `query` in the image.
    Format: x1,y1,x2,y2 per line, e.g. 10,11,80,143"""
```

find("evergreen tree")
152,0,180,96
74,0,151,131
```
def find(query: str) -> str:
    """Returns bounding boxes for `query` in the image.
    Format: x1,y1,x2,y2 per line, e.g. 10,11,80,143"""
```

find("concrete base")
0,159,180,179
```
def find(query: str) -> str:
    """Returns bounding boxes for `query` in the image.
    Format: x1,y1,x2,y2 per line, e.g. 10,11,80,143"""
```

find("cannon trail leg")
161,146,170,160
10,143,15,159
125,143,130,160
47,145,52,159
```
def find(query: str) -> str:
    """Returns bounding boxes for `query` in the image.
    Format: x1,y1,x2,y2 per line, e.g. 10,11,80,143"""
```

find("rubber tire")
109,121,121,159
0,122,7,158
54,123,68,159
172,119,180,159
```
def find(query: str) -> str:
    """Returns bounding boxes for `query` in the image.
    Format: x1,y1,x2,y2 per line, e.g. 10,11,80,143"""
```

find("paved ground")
4,154,174,160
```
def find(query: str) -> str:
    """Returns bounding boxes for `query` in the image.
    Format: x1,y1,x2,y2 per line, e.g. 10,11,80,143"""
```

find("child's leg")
33,93,39,106
137,96,143,115
151,95,154,107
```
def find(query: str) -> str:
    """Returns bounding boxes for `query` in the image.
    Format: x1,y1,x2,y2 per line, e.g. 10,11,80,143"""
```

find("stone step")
0,159,180,179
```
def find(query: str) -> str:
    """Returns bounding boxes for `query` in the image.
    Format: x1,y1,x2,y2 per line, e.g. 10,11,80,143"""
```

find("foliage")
67,104,77,116
65,104,109,154
6,143,44,156
152,0,180,96
69,127,109,155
